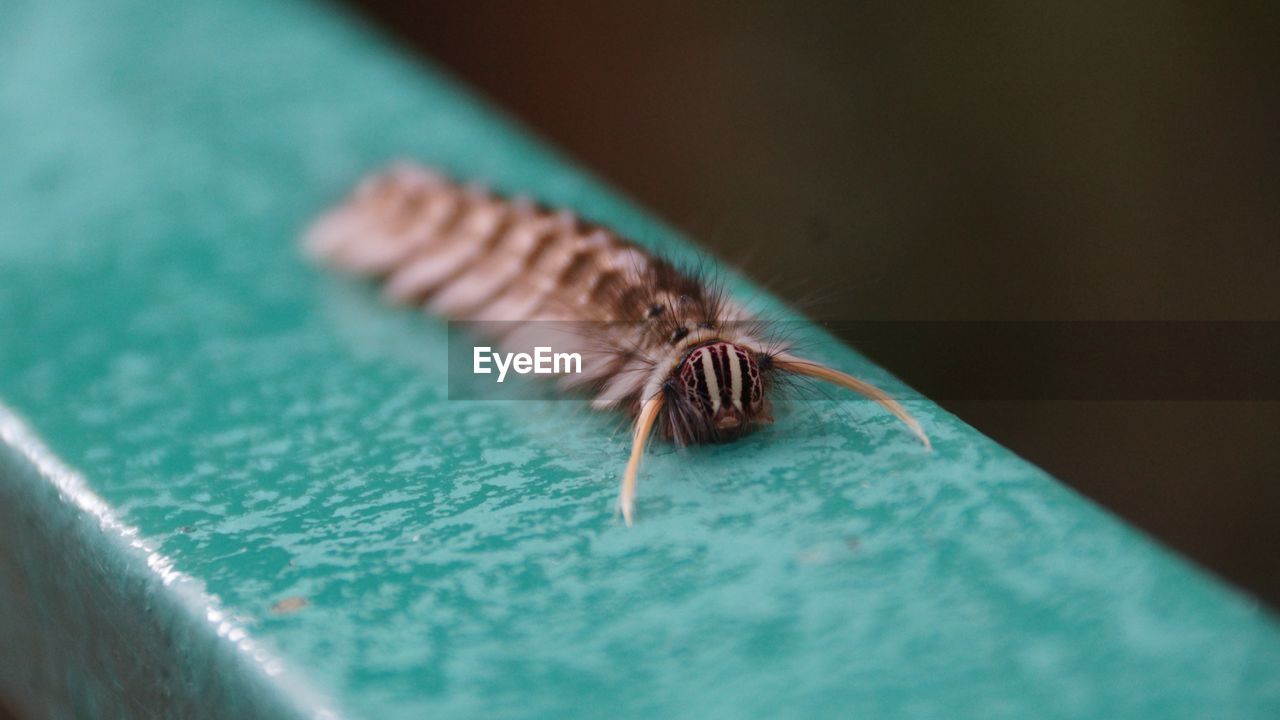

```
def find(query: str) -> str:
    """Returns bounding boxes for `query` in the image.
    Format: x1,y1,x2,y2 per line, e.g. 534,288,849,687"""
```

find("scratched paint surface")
0,0,1278,718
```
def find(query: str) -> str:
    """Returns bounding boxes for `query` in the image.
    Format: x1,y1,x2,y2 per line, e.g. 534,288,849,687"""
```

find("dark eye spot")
670,326,690,343
646,304,665,318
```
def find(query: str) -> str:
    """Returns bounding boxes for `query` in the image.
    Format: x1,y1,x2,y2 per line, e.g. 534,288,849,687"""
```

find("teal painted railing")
1,1,1277,718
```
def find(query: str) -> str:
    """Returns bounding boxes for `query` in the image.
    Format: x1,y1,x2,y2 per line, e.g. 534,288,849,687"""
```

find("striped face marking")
678,342,764,433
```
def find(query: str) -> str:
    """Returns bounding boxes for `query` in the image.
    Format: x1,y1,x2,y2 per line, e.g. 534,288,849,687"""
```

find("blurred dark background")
344,1,1279,605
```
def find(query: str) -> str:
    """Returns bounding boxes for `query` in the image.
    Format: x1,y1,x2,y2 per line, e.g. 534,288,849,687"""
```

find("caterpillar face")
668,341,769,443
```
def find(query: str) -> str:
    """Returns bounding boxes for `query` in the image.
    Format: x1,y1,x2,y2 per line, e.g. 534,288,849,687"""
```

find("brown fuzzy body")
307,163,780,444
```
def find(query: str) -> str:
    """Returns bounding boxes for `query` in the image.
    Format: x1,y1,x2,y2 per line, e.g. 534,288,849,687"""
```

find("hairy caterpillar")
306,163,929,524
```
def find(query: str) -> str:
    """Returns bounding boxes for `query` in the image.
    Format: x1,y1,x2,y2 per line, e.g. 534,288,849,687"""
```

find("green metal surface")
1,0,1278,718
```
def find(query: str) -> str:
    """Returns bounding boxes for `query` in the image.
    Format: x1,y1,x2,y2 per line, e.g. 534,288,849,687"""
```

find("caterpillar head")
663,341,773,444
